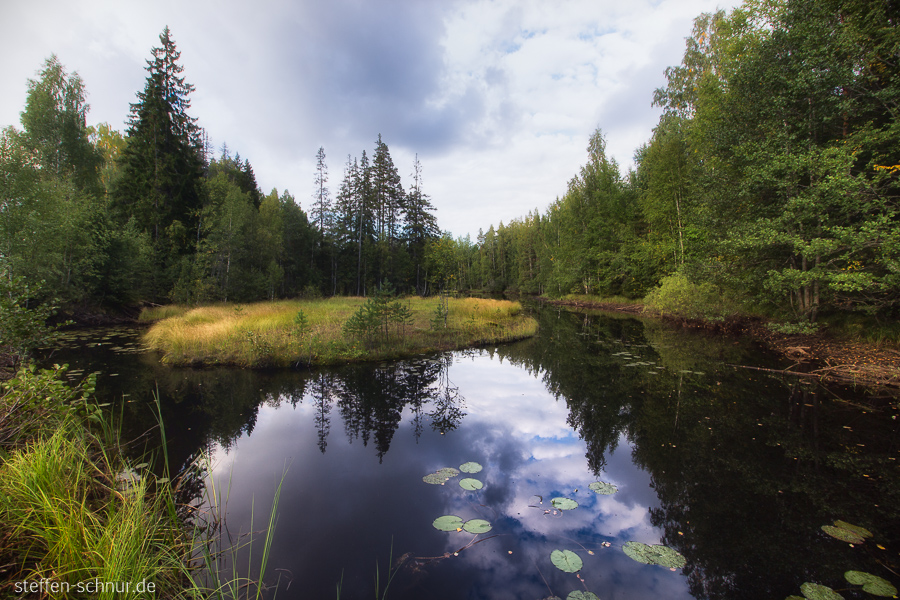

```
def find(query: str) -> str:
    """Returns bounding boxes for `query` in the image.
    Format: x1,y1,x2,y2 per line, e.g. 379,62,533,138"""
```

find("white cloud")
1,0,744,238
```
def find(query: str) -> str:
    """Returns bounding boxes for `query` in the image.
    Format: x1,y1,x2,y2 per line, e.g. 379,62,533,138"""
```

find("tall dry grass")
142,297,537,368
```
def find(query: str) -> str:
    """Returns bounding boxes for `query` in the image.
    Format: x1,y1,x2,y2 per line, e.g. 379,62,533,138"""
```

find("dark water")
42,307,900,600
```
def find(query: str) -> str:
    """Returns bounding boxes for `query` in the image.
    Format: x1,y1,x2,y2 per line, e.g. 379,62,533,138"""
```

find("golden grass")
141,297,537,368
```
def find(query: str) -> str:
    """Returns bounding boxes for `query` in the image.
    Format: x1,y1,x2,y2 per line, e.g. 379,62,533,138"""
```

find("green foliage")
342,285,414,345
293,309,310,338
0,276,63,364
767,321,820,335
0,364,97,452
643,272,731,320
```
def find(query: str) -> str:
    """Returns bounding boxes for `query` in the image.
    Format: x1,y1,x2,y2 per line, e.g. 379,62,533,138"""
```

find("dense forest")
0,27,440,318
434,0,900,328
2,0,899,339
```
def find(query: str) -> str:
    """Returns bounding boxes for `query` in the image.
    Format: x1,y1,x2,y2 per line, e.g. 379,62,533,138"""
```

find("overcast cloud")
1,0,743,239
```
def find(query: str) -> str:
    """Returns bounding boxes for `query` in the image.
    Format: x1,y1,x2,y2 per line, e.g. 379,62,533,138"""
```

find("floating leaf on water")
462,519,492,534
588,481,617,495
423,467,460,484
651,545,687,569
821,525,865,544
622,542,686,568
566,592,599,600
845,571,897,597
551,497,578,510
786,596,806,600
799,582,842,600
459,461,483,473
433,515,464,531
833,521,872,539
460,478,484,491
550,549,582,573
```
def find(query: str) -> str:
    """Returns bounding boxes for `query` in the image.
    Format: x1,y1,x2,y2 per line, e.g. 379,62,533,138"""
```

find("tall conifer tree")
113,27,203,297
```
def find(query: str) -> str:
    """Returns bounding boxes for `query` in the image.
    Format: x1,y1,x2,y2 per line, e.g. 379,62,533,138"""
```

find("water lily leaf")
423,467,460,484
462,519,492,534
833,521,872,539
821,525,865,544
650,545,686,569
622,542,686,568
567,592,599,600
460,478,483,491
550,549,582,573
459,461,483,473
799,582,843,600
786,596,806,600
432,515,464,531
845,571,897,597
588,481,617,495
623,541,655,564
551,497,578,510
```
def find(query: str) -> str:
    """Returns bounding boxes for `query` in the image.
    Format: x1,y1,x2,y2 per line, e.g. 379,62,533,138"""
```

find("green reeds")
0,416,187,599
0,368,285,600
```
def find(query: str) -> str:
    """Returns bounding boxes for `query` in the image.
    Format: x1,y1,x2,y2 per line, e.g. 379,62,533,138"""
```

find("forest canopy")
2,0,898,330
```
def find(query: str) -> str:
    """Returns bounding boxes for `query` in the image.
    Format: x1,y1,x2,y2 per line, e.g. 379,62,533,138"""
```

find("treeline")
436,0,900,325
0,27,440,313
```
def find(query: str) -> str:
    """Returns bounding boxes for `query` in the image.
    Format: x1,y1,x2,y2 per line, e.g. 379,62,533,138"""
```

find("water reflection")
42,309,900,599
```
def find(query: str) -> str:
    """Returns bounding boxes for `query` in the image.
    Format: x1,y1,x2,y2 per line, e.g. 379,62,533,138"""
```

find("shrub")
644,272,730,321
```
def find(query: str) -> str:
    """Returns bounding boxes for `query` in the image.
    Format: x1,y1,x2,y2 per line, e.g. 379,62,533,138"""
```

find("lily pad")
833,520,872,539
550,549,583,573
622,542,686,569
567,592,599,600
459,461,483,473
845,571,897,597
432,515,464,531
462,518,492,534
460,478,484,491
551,497,578,510
588,481,617,495
821,525,865,544
799,582,842,600
423,467,460,485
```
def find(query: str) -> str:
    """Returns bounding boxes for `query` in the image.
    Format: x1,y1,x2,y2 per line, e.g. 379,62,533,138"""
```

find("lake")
43,305,900,599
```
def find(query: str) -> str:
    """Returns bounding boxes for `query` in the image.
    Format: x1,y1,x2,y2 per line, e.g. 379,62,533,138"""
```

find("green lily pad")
650,545,687,569
845,571,897,597
460,478,483,491
567,592,599,600
786,596,806,600
550,549,583,573
423,467,460,484
622,542,686,568
588,481,617,495
821,525,865,544
459,461,483,473
799,582,842,600
462,518,492,534
833,521,872,539
432,515,464,531
551,497,578,510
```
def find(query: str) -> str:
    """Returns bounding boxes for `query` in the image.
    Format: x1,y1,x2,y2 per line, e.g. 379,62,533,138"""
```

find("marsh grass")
0,415,190,599
142,297,537,368
0,369,283,600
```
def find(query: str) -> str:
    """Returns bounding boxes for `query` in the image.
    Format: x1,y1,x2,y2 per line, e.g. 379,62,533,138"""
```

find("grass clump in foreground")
142,295,538,368
0,366,281,599
0,366,189,599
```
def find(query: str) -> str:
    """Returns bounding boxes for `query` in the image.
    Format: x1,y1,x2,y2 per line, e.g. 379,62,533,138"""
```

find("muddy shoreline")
538,297,900,392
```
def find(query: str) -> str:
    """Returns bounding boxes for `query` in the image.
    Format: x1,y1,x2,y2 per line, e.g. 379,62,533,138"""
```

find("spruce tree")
113,27,203,297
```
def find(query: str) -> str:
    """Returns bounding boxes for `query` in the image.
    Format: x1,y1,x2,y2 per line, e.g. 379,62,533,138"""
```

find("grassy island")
142,296,537,368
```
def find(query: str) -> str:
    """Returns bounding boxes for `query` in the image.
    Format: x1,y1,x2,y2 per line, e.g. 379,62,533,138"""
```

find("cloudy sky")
1,0,742,239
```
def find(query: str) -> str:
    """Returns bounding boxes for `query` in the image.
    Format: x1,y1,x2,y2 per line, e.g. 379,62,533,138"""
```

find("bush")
644,272,731,321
